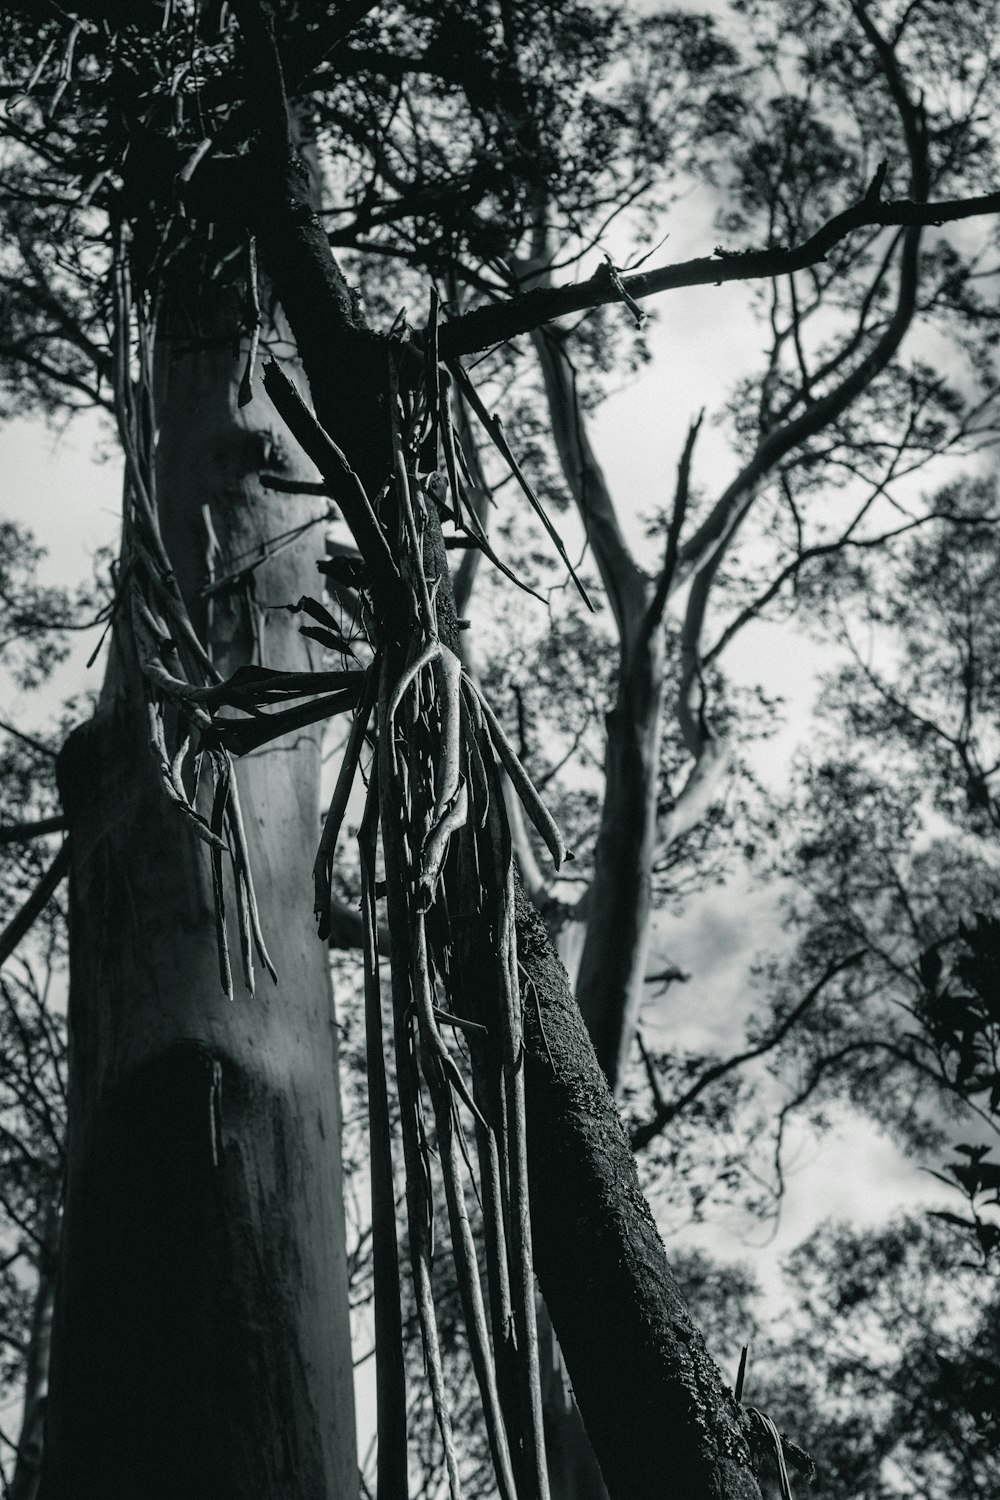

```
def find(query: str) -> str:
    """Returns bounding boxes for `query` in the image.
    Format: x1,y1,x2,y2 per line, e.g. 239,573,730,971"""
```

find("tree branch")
438,187,995,356
638,411,701,652
0,843,69,969
531,327,646,640
0,816,67,847
630,950,866,1151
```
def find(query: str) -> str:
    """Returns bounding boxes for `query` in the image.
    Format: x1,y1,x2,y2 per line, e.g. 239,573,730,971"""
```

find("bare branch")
531,328,646,640
0,719,58,758
705,505,997,668
438,187,996,357
639,411,702,650
0,816,67,847
0,843,69,970
630,950,866,1151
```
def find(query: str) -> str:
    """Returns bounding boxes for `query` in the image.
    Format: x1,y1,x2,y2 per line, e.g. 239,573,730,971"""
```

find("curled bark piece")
465,678,568,870
428,645,463,819
387,639,441,734
459,689,491,827
359,771,408,1500
208,756,234,1002
211,686,362,756
131,590,214,726
145,700,227,854
419,781,468,907
440,381,465,529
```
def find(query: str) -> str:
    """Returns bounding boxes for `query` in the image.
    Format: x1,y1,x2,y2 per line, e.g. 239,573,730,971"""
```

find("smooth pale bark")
573,632,666,1093
41,299,357,1499
531,325,667,1093
536,1302,609,1500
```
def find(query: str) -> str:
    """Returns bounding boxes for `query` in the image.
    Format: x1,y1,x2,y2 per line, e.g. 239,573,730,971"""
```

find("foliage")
0,531,76,1480
919,912,1000,1264
751,1216,1000,1499
673,1214,1000,1498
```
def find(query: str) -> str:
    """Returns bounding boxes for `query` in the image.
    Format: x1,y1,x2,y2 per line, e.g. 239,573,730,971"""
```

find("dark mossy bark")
517,885,762,1500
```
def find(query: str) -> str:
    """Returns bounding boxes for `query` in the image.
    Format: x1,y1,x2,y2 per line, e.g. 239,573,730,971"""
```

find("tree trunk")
573,631,665,1093
518,884,761,1500
40,295,357,1500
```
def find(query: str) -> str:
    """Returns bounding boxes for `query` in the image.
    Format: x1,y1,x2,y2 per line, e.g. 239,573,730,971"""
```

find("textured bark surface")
41,303,357,1499
518,885,762,1500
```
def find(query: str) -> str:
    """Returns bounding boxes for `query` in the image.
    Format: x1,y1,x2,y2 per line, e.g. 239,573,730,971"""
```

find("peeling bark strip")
516,885,762,1500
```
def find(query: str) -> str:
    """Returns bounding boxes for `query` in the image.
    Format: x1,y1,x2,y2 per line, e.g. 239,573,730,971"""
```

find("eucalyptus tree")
3,3,1000,1499
0,4,767,1498
487,0,1000,1106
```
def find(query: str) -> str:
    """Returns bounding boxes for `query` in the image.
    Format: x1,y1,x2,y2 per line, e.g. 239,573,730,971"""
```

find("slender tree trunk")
40,294,357,1499
573,631,665,1092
